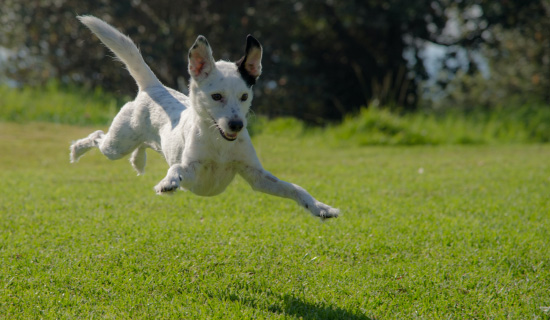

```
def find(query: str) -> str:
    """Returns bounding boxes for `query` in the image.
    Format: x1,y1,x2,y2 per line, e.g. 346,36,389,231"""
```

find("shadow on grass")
222,289,372,320
271,294,372,320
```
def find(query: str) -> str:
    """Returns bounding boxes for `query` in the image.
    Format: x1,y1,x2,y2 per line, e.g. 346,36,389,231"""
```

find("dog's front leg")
154,162,198,194
239,166,340,219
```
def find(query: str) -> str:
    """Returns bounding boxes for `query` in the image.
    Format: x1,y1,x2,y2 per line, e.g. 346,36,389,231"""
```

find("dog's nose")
228,119,244,132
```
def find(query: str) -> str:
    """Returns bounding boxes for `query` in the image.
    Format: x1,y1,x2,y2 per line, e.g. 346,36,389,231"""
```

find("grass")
325,106,550,145
0,82,123,125
1,122,549,319
2,83,550,144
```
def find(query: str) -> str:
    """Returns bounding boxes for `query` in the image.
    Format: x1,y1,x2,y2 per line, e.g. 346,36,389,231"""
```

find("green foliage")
0,0,459,121
1,84,549,145
247,116,310,139
0,82,123,125
1,123,549,318
329,107,441,146
424,3,550,111
3,0,550,121
326,105,550,146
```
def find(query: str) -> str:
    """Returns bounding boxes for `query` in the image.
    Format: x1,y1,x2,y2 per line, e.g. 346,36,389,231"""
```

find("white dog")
70,16,339,220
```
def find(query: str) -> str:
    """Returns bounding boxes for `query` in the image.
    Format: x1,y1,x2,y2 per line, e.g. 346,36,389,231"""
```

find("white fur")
70,16,339,220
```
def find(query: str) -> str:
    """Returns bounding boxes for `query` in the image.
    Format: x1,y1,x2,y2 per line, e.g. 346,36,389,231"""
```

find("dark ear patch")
236,35,263,87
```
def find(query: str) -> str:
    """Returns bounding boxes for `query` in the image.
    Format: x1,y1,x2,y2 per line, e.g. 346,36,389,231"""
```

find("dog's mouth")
218,127,238,141
208,114,238,141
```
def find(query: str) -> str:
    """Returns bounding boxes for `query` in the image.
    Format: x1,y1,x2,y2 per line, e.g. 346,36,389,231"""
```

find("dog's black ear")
236,35,263,87
188,35,216,82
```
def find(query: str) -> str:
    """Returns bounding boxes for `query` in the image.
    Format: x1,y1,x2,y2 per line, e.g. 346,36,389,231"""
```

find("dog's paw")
308,201,340,220
69,142,88,163
154,176,181,195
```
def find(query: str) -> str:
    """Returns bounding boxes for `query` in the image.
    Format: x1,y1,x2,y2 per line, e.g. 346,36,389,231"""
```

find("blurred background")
1,0,549,140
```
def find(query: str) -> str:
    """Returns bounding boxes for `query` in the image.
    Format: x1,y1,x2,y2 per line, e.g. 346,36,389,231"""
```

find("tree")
4,0,547,122
421,0,550,109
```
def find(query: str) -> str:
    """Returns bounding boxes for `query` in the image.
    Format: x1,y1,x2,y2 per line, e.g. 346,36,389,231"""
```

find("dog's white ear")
236,35,263,87
188,35,216,82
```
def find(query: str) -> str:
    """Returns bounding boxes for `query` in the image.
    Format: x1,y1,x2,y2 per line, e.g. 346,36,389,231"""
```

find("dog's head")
188,35,262,141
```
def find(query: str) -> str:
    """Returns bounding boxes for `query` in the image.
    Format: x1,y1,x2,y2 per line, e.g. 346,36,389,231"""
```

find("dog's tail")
78,15,161,90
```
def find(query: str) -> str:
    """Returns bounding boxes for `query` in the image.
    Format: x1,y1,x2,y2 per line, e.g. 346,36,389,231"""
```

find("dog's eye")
211,93,223,101
240,93,248,102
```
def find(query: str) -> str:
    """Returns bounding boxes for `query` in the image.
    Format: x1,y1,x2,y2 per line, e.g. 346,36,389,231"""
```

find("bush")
325,105,550,146
1,84,548,144
0,81,123,125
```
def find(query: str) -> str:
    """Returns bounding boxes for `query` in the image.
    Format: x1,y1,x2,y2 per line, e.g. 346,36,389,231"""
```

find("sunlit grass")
1,122,549,318
0,82,122,125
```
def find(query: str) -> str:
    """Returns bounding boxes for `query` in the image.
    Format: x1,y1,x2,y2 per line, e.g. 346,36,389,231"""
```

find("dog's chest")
188,160,238,196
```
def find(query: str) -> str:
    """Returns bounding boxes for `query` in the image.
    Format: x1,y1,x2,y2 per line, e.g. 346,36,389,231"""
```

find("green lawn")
1,122,549,319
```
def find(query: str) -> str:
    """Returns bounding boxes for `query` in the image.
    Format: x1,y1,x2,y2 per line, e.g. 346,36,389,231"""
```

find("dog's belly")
187,161,238,196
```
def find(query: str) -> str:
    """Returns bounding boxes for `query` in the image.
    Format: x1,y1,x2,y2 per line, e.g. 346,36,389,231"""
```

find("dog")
70,16,339,220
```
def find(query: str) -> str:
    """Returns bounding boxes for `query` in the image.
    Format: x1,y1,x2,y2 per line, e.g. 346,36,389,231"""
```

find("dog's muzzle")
220,119,243,141
228,119,243,133
210,116,243,141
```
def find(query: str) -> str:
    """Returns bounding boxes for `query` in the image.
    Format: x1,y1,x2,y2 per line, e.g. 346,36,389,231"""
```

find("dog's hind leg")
130,146,147,175
70,126,142,164
70,130,105,163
